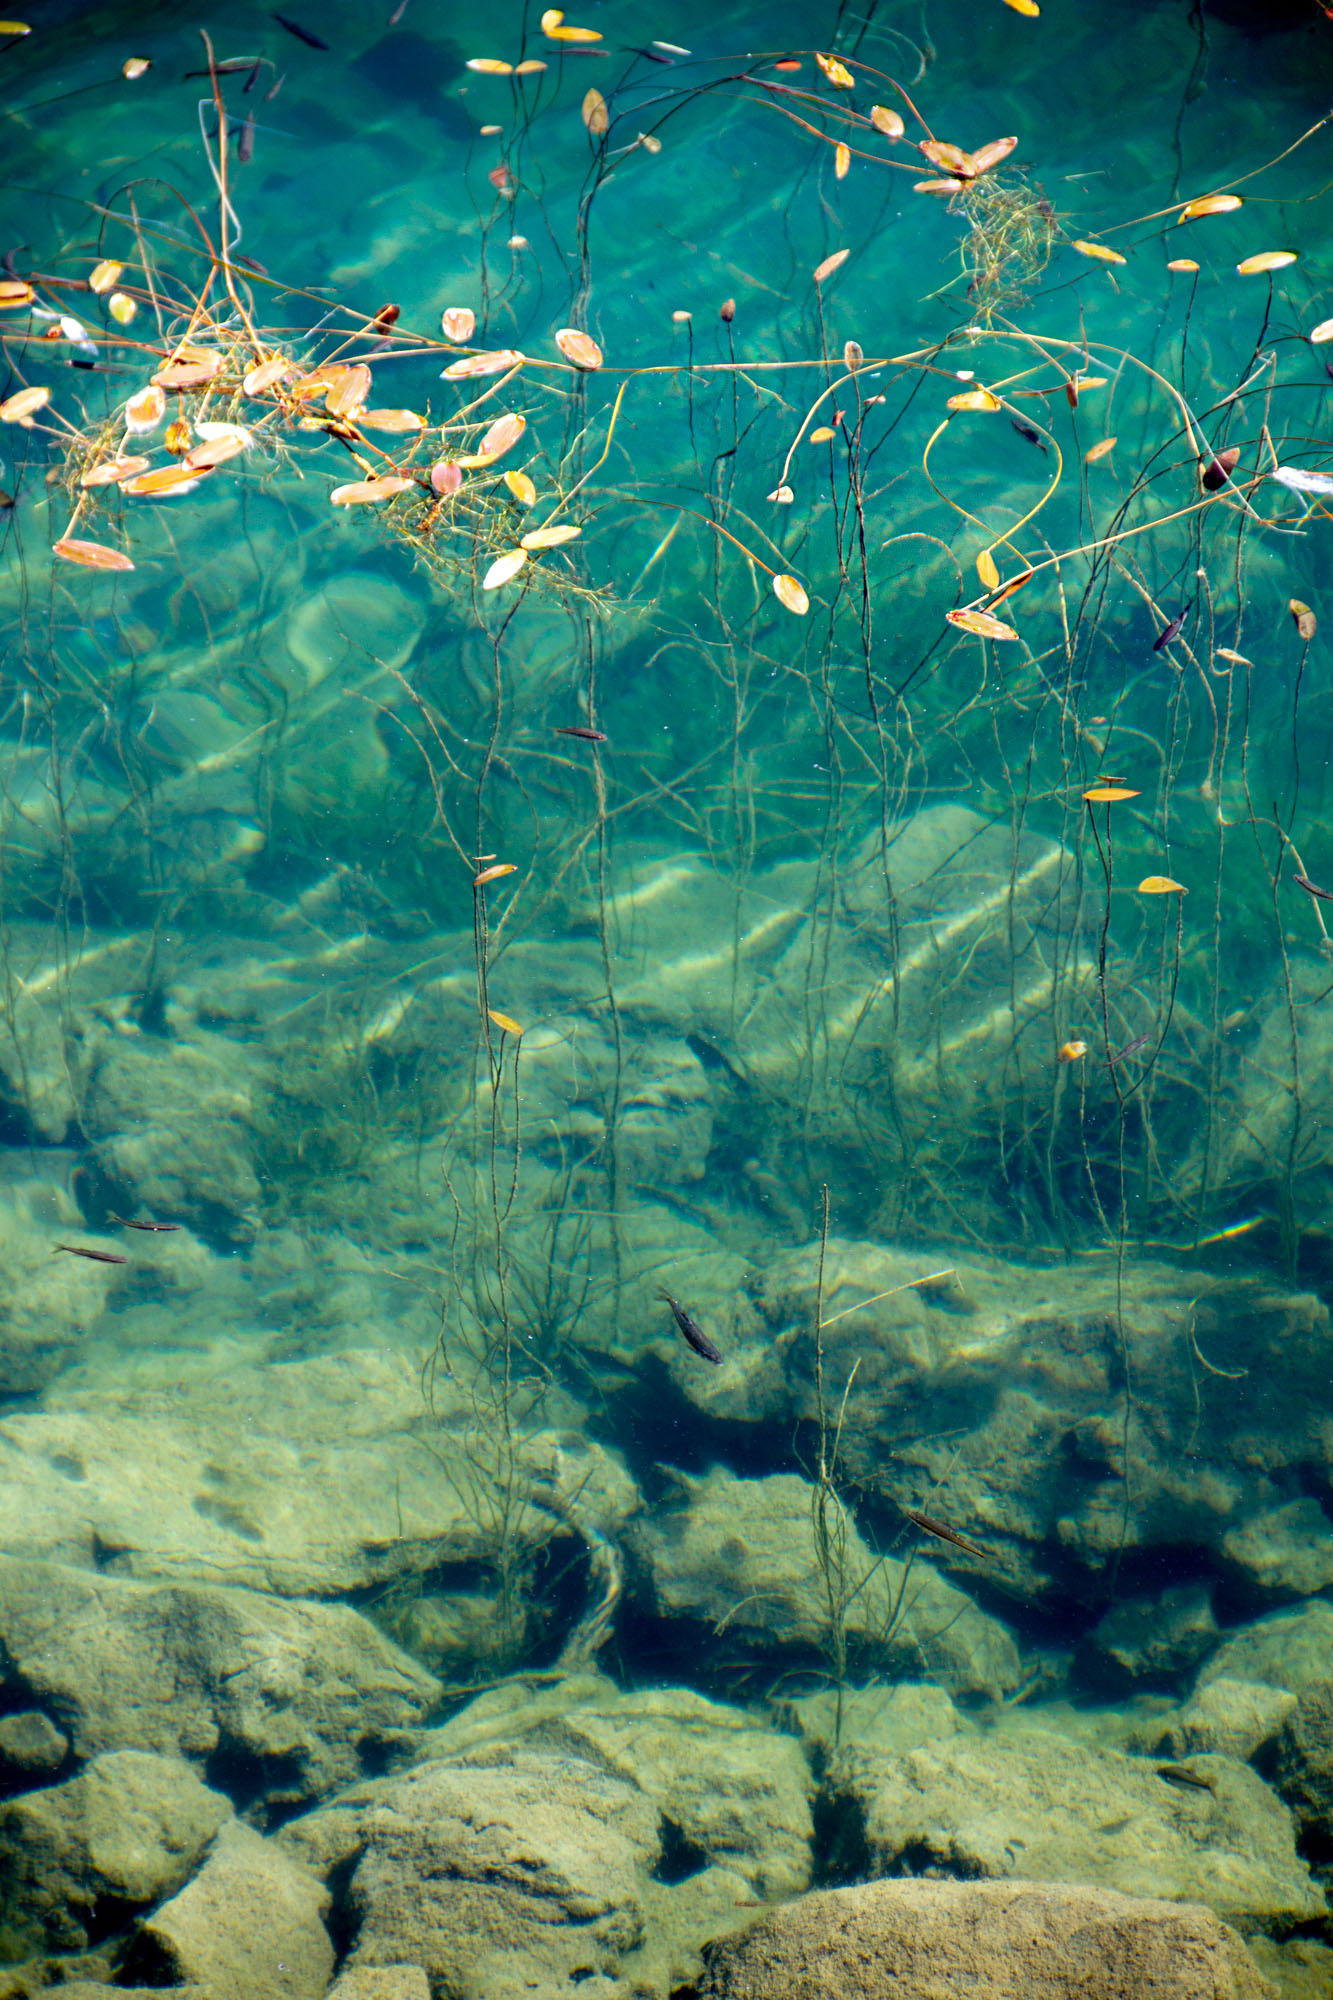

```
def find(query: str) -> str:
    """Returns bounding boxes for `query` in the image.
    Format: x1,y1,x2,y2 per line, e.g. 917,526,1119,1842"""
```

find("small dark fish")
244,58,264,92
1108,1030,1150,1066
554,725,608,743
902,1506,996,1561
1011,418,1047,451
628,44,675,63
2,246,27,279
1295,873,1333,903
55,1243,128,1265
238,110,255,162
1097,1815,1134,1836
264,71,286,101
1156,1763,1215,1795
657,1286,722,1364
1153,613,1186,652
109,1213,181,1232
388,0,410,20
273,12,329,49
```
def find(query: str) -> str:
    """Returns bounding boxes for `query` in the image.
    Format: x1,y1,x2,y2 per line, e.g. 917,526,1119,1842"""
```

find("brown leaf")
555,327,603,369
869,104,904,137
1291,598,1317,641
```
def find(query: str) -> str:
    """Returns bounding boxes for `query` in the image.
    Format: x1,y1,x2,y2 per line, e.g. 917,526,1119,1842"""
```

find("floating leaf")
182,433,249,471
520,522,580,551
773,574,809,615
330,476,414,504
582,87,609,134
356,408,426,433
441,306,476,343
544,13,602,40
1309,318,1333,345
514,59,547,74
947,607,1019,640
834,142,851,179
809,425,837,443
1166,259,1199,273
483,548,529,588
52,537,134,570
152,357,220,391
869,104,904,138
504,468,537,505
442,347,524,378
1201,446,1240,491
80,455,150,487
947,387,1001,411
474,862,517,887
0,385,49,423
1138,876,1186,894
540,6,563,23
815,52,855,87
1085,437,1117,464
920,139,978,178
555,326,603,369
843,340,863,370
1179,193,1241,220
108,292,137,324
1083,786,1140,802
196,421,253,445
637,131,661,152
466,56,513,72
243,355,290,394
163,418,192,454
1271,465,1333,496
487,1008,524,1034
969,136,1018,175
0,278,33,308
988,568,1034,606
811,250,851,288
1003,0,1040,13
123,384,165,432
976,548,1000,590
767,484,794,503
459,410,526,465
1072,240,1126,265
120,464,208,497
430,461,463,497
1236,250,1296,275
914,177,964,194
89,260,122,294
720,298,736,322
0,21,30,33
1291,598,1318,641
122,56,151,78
324,363,372,417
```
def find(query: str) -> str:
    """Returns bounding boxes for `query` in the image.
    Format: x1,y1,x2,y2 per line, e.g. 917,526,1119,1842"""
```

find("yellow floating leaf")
1072,240,1126,265
483,548,529,589
809,425,837,443
329,476,414,505
773,573,809,615
89,260,122,294
540,8,563,28
1167,259,1199,273
869,104,904,138
356,408,426,433
0,385,49,423
582,87,609,134
914,177,964,194
52,537,134,571
521,523,581,549
151,357,220,391
815,52,855,88
466,57,514,73
1236,250,1296,275
442,348,524,378
988,568,1034,606
514,59,547,74
976,548,1000,591
0,21,31,33
946,607,1019,640
947,387,1001,411
121,464,208,497
122,56,151,79
1309,318,1333,345
1085,437,1117,464
80,455,150,488
163,418,192,454
813,249,850,284
1291,598,1317,641
547,21,602,40
477,411,527,461
1003,0,1040,13
487,1008,524,1035
474,863,517,887
1179,193,1241,221
1083,786,1140,802
920,139,978,178
0,278,34,308
969,136,1018,175
505,469,537,506
441,306,476,343
108,292,137,324
181,433,248,471
834,142,851,178
123,384,165,432
242,355,289,394
324,363,372,417
555,326,603,369
1138,875,1186,894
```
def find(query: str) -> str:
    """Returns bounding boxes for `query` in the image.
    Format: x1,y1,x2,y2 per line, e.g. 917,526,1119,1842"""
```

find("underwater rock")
0,1750,230,1957
695,1878,1277,2000
0,1711,67,1782
1220,1498,1333,1602
825,1718,1323,1934
628,1466,1022,1699
326,1969,431,2000
1084,1582,1220,1691
125,1818,333,1999
518,1014,715,1188
1156,1679,1298,1764
0,1185,112,1396
419,1675,814,1900
1199,1602,1333,1698
777,1681,964,1762
279,1749,657,1995
0,1556,439,1816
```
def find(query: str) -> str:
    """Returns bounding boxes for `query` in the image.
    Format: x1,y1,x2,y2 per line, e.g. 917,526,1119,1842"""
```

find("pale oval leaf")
0,385,49,422
430,461,463,497
243,355,290,394
969,136,1017,175
947,607,1020,640
834,142,851,179
467,57,514,72
1236,250,1297,275
555,327,603,369
356,408,426,433
1138,875,1186,894
813,248,850,284
483,548,529,588
1178,193,1241,221
330,476,414,505
1085,437,1117,464
505,469,537,505
976,548,999,591
442,348,524,378
920,139,978,178
520,523,581,549
441,307,476,343
108,292,137,324
80,455,150,487
89,259,122,294
53,536,134,570
325,363,372,417
0,279,34,307
120,464,208,497
123,384,165,432
947,387,1001,411
1071,240,1126,265
773,573,809,615
582,87,609,134
869,104,904,138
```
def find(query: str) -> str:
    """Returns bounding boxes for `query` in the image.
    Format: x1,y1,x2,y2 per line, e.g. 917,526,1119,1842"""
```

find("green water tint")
1,0,1333,1682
